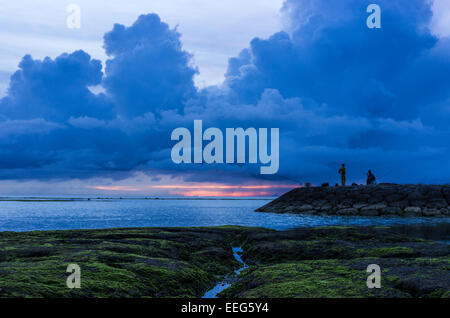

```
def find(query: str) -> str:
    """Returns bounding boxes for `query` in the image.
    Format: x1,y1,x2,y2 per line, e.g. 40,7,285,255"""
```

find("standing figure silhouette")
367,170,376,185
338,164,346,186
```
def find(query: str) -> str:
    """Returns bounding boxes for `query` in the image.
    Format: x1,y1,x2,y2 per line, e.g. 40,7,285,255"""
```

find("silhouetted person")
338,164,346,186
367,170,376,185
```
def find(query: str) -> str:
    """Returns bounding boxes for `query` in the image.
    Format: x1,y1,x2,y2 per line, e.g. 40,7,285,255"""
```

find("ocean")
0,197,449,234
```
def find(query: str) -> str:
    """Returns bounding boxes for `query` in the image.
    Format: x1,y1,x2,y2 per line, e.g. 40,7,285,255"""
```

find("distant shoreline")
0,196,275,202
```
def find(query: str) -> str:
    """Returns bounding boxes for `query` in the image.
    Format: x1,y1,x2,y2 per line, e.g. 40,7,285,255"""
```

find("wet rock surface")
0,226,263,297
220,226,450,298
0,225,448,298
256,184,450,217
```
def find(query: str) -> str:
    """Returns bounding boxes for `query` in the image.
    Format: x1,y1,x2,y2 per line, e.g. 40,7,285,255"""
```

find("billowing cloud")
225,0,445,120
1,51,114,121
103,14,198,117
0,0,450,191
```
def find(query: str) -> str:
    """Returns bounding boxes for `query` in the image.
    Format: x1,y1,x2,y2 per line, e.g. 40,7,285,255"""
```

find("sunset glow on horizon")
174,190,273,197
86,183,300,197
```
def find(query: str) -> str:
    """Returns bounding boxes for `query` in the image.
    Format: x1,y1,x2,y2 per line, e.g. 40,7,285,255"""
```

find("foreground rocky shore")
0,225,449,298
256,184,450,217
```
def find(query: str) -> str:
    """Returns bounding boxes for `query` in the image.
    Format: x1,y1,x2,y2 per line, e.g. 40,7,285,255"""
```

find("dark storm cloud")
0,1,449,185
225,0,441,120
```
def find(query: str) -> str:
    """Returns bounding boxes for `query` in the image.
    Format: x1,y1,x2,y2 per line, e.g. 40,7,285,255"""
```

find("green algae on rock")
0,225,448,298
0,226,268,297
220,226,450,298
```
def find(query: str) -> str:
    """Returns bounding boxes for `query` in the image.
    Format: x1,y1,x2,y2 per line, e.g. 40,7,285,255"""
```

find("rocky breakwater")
256,184,450,217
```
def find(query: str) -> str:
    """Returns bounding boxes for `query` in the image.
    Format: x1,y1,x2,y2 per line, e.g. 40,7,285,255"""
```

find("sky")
0,0,283,96
0,0,449,197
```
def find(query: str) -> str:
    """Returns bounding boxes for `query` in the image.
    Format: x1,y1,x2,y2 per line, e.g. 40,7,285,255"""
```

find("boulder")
409,200,426,207
363,203,387,211
312,200,328,206
296,204,314,212
390,200,409,208
354,194,371,201
407,189,423,201
385,194,406,203
422,208,441,217
336,203,352,210
318,205,333,211
427,199,448,209
404,207,422,217
336,208,359,215
360,204,386,216
360,209,379,216
381,207,403,215
424,187,445,200
443,186,450,204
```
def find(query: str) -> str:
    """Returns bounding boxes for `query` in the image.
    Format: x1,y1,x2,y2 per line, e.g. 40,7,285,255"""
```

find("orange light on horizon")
176,190,273,197
86,183,300,197
149,184,298,190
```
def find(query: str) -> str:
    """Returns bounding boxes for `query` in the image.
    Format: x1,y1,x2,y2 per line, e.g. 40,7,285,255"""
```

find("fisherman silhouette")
338,164,346,186
367,170,376,185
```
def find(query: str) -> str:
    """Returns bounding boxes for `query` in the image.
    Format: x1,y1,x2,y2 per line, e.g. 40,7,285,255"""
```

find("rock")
407,189,423,201
285,206,297,211
390,200,409,209
220,226,450,298
427,199,448,209
442,186,450,204
312,200,328,206
363,203,387,211
424,187,444,200
409,200,426,207
353,203,368,209
360,204,386,216
355,194,371,201
422,208,441,217
368,196,383,204
336,203,352,210
318,205,333,211
404,207,422,217
255,184,450,218
297,204,314,212
336,208,358,215
381,207,403,215
360,209,379,216
385,194,406,203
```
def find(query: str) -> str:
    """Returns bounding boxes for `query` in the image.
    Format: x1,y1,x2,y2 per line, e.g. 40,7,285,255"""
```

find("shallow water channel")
202,247,248,298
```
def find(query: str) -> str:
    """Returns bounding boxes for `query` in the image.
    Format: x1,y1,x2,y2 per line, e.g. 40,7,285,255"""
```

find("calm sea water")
0,198,449,233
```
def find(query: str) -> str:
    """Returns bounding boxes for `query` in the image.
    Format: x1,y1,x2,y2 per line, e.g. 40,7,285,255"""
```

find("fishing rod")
372,168,397,183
